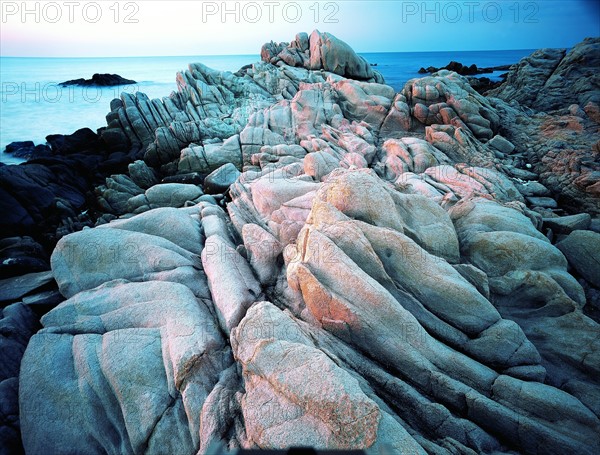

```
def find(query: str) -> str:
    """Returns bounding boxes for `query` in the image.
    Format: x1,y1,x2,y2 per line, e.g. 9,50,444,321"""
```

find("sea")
0,49,534,164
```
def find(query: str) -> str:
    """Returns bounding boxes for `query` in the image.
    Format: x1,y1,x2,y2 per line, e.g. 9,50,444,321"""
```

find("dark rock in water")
46,127,103,155
59,73,136,87
0,127,143,275
419,61,513,76
447,61,480,75
3,141,51,160
4,141,33,153
468,76,506,94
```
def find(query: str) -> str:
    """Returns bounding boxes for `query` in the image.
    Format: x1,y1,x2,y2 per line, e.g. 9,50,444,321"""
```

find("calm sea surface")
0,49,534,163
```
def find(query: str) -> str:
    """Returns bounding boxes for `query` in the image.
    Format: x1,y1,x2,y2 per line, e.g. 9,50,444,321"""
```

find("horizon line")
0,47,545,59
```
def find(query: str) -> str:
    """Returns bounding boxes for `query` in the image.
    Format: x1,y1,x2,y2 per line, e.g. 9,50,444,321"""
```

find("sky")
1,0,599,57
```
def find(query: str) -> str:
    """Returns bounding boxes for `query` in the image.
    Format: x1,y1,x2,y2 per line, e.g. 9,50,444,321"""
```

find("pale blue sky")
1,0,599,57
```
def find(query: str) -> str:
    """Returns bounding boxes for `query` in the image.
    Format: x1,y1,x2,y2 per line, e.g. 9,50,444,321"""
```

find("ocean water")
0,49,534,163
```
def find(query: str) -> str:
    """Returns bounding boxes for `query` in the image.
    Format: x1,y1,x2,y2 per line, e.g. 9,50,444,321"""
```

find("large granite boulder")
261,30,382,82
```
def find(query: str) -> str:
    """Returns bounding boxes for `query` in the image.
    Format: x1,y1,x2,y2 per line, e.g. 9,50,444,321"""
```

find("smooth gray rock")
96,207,204,255
19,280,229,455
204,163,241,194
488,135,515,154
527,196,558,208
557,230,600,287
543,213,592,234
51,220,204,299
145,183,203,206
515,181,550,197
201,235,261,334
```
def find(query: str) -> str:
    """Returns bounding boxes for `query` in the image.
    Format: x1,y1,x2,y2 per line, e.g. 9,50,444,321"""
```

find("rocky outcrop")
261,30,383,82
9,33,600,454
488,37,600,112
488,88,600,216
479,40,600,215
59,73,136,87
419,61,511,76
20,205,239,454
0,128,144,278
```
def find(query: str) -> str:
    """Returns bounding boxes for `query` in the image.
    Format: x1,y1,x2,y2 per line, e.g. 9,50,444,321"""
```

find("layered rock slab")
19,280,232,455
20,205,242,454
285,169,600,454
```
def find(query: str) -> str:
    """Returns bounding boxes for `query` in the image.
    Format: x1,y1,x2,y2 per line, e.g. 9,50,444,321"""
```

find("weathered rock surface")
543,213,592,234
12,33,600,455
488,37,600,112
557,230,600,288
262,30,382,82
485,37,600,216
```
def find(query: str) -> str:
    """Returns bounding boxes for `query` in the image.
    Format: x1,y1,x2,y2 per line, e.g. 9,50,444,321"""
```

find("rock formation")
261,30,383,83
2,31,600,454
59,73,137,87
487,37,600,112
418,61,511,76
